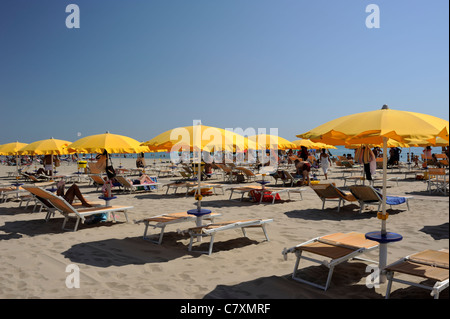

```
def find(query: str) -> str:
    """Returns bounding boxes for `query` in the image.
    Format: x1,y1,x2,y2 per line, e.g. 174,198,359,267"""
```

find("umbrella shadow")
419,222,449,240
203,262,383,299
284,206,406,222
0,217,127,240
61,235,260,267
0,206,37,216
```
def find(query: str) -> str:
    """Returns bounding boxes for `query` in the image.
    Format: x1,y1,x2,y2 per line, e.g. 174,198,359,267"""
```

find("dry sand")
0,158,448,299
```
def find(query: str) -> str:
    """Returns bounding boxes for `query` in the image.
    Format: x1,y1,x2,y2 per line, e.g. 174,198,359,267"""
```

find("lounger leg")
143,221,149,239
385,271,394,299
73,218,81,231
292,250,302,279
157,226,165,245
322,199,326,210
208,234,215,255
188,234,195,252
62,217,68,230
324,266,335,291
337,199,342,212
242,227,247,237
261,224,269,241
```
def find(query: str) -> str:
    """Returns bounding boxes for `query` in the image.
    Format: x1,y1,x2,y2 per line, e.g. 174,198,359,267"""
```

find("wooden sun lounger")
282,232,379,290
227,185,305,204
22,185,102,221
310,183,357,212
22,187,133,231
134,211,222,244
187,219,273,255
349,185,413,213
385,249,449,299
115,175,161,193
163,181,225,196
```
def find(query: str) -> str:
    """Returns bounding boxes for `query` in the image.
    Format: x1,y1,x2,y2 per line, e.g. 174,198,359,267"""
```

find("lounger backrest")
349,186,381,201
310,184,339,198
115,176,132,187
22,186,55,208
237,167,254,177
24,186,77,215
428,168,446,176
89,174,105,184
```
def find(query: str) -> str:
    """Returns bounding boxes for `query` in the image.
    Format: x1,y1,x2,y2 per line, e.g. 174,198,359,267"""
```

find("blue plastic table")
365,231,403,244
98,195,117,207
188,209,212,242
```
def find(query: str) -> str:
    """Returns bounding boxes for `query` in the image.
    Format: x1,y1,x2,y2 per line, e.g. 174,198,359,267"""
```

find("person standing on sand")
319,148,332,180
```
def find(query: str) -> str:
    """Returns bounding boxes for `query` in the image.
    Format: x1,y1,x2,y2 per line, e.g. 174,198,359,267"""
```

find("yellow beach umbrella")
248,134,296,150
68,132,148,198
312,142,338,150
291,139,317,149
299,106,449,146
141,125,250,152
0,141,28,178
0,142,28,155
142,123,250,213
17,138,73,178
405,136,449,147
67,132,148,154
18,138,73,155
297,105,449,282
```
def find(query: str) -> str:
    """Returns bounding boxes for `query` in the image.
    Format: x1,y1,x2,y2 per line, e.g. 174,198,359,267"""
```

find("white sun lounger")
186,219,273,255
227,186,305,204
385,249,449,299
163,181,225,196
282,232,379,291
134,211,222,244
24,187,133,231
22,185,102,222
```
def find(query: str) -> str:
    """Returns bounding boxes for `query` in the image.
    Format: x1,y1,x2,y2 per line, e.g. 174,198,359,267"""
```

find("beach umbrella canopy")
291,139,317,149
312,142,338,150
142,124,250,212
17,138,73,155
405,136,449,147
67,132,148,154
141,124,250,152
0,142,28,155
0,141,29,178
297,105,449,281
248,134,296,150
299,106,449,146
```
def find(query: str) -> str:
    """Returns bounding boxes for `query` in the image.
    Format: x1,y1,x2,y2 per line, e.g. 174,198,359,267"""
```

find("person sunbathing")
138,174,156,185
56,181,92,207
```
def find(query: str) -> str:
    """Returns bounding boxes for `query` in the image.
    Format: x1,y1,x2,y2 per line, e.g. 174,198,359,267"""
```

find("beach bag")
105,153,116,179
249,190,281,203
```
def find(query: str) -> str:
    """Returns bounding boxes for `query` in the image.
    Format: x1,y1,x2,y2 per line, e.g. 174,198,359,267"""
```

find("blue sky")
0,0,448,145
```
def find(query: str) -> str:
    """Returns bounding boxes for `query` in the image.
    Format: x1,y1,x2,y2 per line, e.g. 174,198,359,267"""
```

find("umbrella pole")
197,154,201,211
379,137,388,283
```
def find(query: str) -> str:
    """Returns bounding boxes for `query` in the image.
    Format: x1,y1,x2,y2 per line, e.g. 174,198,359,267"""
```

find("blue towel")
386,196,406,205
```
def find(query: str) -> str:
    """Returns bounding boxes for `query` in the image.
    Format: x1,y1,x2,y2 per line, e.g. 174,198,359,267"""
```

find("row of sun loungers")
282,232,449,298
310,184,412,213
1,181,446,297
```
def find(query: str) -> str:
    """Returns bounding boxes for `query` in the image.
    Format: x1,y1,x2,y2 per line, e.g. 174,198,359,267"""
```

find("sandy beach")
0,158,448,299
